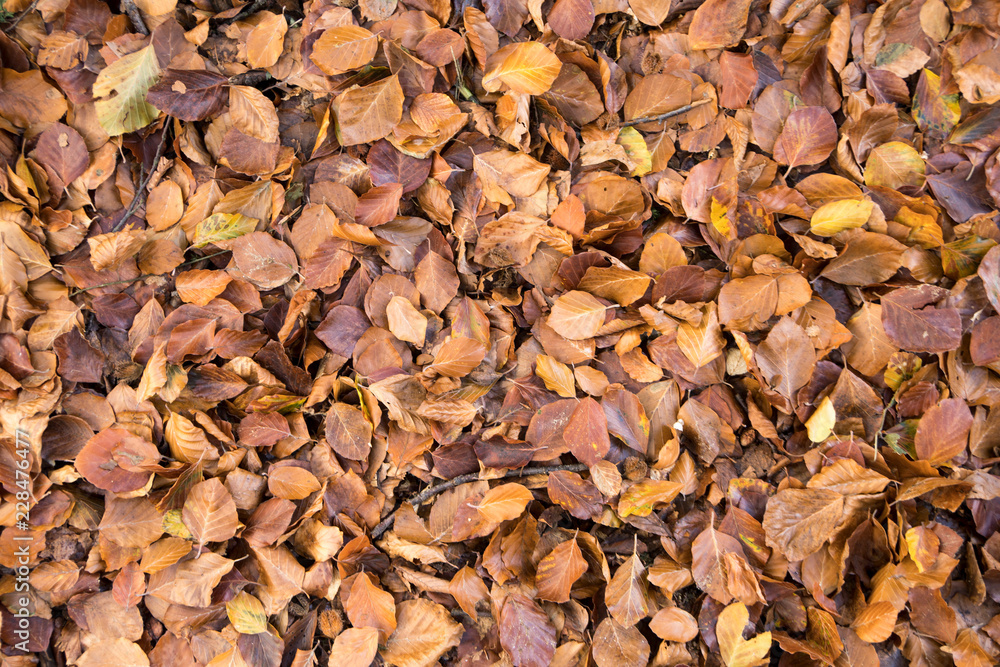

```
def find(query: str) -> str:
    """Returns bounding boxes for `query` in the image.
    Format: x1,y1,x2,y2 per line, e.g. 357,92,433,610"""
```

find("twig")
370,462,590,539
229,71,272,87
121,0,149,35
69,277,146,296
213,0,271,25
621,98,711,127
2,0,39,34
111,127,171,233
68,250,231,296
872,392,899,455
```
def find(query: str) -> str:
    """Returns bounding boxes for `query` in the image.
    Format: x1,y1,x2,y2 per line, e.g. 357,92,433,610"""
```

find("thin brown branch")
121,0,149,35
111,127,171,233
229,70,271,87
370,462,589,540
2,0,39,34
213,0,270,25
68,250,231,296
621,97,712,127
68,278,143,297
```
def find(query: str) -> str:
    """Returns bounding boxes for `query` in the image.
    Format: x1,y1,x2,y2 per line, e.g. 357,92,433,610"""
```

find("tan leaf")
843,303,897,376
650,606,699,642
88,230,146,272
182,478,239,549
329,628,379,667
427,337,487,377
344,573,396,641
246,12,287,68
804,396,836,443
472,211,546,267
473,149,550,206
688,0,752,50
268,466,321,500
448,566,488,618
253,545,305,609
535,354,576,398
229,85,279,143
548,291,607,340
325,403,373,460
618,479,682,518
482,41,562,95
592,617,650,667
578,267,652,306
807,458,890,495
175,269,232,306
475,483,533,522
146,552,234,607
386,295,427,346
850,601,898,644
762,488,844,562
382,599,463,667
112,562,145,608
717,602,771,667
605,554,649,627
536,537,588,603
311,26,379,75
677,303,725,368
77,639,150,667
334,75,405,146
230,231,298,290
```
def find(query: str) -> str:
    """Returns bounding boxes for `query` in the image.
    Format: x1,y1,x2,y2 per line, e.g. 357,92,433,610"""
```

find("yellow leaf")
617,127,652,176
809,199,874,237
618,479,682,518
676,303,725,368
717,601,772,667
864,141,925,190
226,591,268,635
805,396,836,443
535,354,575,397
93,46,161,136
710,197,735,239
904,526,940,572
162,509,192,539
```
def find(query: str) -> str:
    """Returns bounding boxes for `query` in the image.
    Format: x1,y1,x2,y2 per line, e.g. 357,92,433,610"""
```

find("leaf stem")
621,98,711,128
111,126,172,233
2,0,38,33
370,462,589,539
873,392,899,455
121,0,149,35
67,250,231,296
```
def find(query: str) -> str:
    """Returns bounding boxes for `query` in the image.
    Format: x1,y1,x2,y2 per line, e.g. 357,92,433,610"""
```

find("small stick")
121,0,149,35
229,71,271,87
111,127,171,233
2,0,39,34
68,250,231,296
370,462,589,540
621,97,711,127
214,0,271,25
